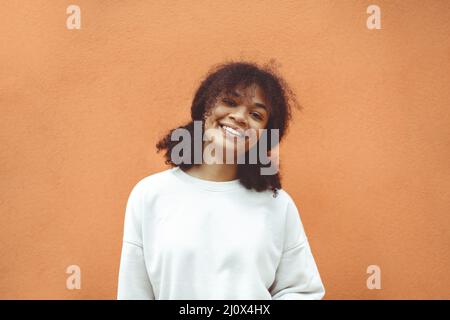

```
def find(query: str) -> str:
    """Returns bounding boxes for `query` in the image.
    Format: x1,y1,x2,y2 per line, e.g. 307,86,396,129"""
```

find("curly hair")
156,59,301,196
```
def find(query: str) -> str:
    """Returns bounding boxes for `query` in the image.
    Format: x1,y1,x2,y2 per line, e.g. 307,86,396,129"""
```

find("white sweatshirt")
117,166,325,300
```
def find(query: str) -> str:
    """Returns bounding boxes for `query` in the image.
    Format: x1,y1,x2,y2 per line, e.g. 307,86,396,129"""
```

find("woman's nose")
229,109,247,126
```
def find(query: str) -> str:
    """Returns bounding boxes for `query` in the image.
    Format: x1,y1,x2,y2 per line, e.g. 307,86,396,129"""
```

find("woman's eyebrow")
254,102,268,111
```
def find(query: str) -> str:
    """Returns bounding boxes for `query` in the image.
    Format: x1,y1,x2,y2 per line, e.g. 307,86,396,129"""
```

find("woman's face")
203,84,270,161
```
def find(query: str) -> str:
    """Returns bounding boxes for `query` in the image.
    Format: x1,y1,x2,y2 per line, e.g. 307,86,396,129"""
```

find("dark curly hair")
156,59,301,196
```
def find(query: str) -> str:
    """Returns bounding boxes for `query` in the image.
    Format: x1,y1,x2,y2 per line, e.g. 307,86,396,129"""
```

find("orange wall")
1,0,449,299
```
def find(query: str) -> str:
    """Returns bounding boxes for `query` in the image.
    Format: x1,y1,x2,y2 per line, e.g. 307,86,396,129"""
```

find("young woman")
117,61,325,300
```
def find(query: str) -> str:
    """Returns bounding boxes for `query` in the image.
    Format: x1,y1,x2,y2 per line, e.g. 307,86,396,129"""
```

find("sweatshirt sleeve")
117,181,155,300
269,198,326,300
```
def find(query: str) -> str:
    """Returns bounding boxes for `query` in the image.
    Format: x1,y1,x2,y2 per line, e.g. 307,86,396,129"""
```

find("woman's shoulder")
267,188,301,215
246,187,296,210
129,167,178,196
142,166,176,182
254,187,293,202
274,188,295,204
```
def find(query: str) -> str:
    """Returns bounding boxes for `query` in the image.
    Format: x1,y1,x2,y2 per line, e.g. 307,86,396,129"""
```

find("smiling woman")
156,60,298,192
117,60,326,300
203,84,270,159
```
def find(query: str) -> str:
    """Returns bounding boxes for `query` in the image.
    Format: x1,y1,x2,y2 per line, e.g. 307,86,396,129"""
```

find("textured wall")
0,0,449,299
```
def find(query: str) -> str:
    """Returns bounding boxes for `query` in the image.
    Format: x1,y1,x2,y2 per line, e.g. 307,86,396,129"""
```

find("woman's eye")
251,112,262,120
222,98,237,106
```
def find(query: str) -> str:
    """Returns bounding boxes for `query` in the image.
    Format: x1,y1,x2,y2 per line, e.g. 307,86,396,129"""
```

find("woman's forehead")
224,83,261,96
221,84,271,110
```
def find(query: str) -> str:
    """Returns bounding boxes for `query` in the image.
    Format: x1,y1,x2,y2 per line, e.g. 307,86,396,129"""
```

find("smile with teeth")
220,124,245,138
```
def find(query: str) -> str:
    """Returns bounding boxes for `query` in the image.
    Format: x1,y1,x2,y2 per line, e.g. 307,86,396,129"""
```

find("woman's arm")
269,198,325,300
117,240,155,299
117,180,155,300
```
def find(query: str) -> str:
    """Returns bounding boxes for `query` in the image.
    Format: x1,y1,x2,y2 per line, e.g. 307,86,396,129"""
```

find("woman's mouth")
219,124,245,138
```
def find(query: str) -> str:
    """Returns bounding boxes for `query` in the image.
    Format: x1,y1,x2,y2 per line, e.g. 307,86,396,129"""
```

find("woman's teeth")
221,125,244,138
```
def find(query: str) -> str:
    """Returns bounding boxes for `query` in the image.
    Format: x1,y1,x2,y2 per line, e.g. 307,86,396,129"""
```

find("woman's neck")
183,163,238,182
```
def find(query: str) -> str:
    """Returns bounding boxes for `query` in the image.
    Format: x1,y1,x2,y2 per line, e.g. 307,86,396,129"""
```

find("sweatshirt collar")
171,166,242,192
